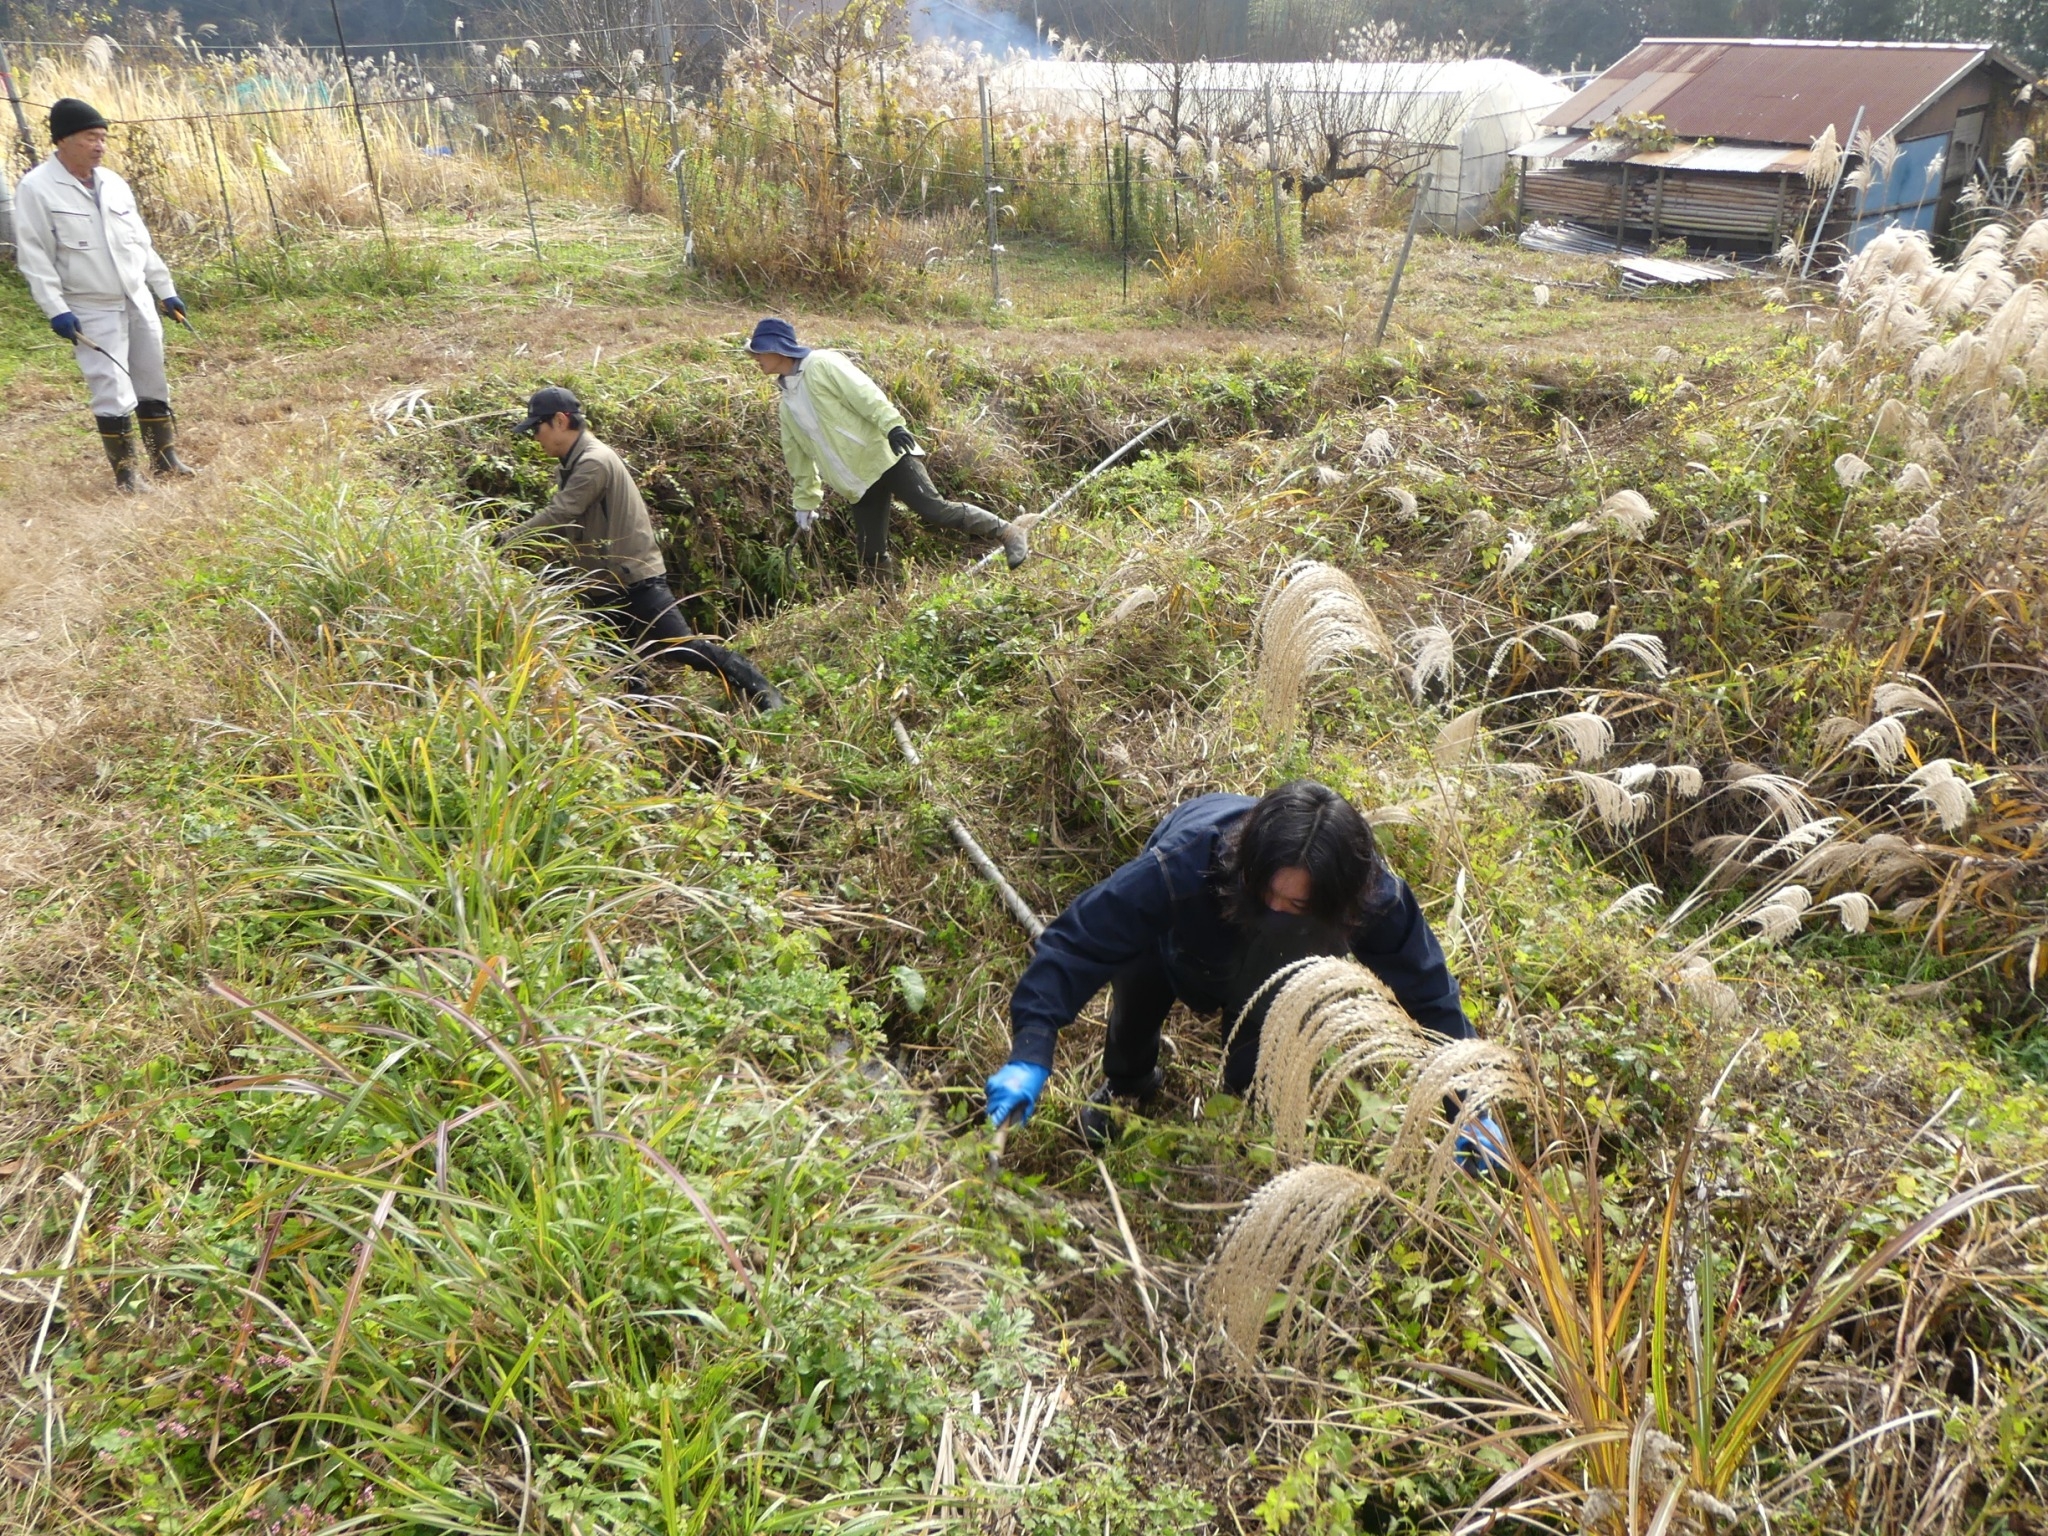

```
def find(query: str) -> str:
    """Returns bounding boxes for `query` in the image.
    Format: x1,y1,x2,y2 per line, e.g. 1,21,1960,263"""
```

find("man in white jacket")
14,97,197,492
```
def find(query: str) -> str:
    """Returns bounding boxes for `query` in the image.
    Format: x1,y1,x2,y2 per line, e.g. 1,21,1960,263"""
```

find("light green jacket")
776,349,907,512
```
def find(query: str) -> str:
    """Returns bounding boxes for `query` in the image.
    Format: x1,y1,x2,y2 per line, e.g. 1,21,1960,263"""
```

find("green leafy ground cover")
3,215,2046,1533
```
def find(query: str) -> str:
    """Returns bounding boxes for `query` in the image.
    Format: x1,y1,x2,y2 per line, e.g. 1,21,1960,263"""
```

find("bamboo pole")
891,719,1043,940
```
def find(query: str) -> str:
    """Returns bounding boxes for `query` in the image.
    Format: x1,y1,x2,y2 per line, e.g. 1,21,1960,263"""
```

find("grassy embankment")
3,202,2047,1534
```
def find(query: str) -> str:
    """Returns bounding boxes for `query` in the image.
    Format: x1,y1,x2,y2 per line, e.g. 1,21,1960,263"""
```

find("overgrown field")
4,178,2048,1535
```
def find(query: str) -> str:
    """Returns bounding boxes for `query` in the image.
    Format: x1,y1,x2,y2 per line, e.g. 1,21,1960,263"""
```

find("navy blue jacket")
1009,793,1470,1069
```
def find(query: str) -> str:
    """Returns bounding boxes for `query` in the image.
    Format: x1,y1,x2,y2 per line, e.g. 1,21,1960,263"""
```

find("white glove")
792,506,817,534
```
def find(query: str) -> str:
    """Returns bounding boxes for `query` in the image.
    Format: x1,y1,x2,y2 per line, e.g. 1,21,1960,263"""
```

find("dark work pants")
1102,923,1356,1095
582,578,768,702
850,454,1004,569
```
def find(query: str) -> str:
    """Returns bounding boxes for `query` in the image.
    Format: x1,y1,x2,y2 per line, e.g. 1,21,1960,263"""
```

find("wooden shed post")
1771,172,1789,248
1616,163,1630,245
1650,167,1667,245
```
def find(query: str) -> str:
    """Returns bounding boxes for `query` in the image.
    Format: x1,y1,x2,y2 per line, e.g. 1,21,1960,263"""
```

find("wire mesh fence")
3,32,1524,301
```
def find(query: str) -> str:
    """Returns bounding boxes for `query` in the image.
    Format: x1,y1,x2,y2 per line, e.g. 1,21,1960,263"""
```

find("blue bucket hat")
746,317,810,360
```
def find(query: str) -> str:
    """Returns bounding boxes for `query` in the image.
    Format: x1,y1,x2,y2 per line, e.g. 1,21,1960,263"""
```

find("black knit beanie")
49,98,110,144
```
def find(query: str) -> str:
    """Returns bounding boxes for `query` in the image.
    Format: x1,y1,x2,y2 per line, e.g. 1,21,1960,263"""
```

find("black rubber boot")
136,400,197,478
96,414,147,494
1079,1065,1167,1150
689,643,786,713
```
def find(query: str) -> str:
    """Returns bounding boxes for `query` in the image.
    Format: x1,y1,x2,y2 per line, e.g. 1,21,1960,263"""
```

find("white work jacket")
13,157,175,317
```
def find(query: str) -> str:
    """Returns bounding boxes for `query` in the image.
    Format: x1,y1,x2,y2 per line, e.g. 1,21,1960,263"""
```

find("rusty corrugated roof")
1540,38,2030,145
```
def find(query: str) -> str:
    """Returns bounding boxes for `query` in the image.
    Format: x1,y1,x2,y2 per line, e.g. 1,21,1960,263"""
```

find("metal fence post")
1372,168,1433,348
1802,103,1865,279
979,72,1002,305
329,0,395,259
1263,82,1285,273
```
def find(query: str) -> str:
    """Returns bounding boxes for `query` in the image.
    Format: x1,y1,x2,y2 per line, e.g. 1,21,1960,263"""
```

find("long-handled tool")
971,414,1175,571
70,331,131,379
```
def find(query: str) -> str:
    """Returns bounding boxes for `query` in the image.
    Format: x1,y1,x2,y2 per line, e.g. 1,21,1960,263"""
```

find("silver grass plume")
1252,560,1392,737
1961,223,2012,261
1874,678,1945,716
1825,892,1876,933
1402,624,1457,702
1556,490,1656,542
1722,763,1820,832
1892,462,1936,493
1247,958,1437,1161
1385,1039,1532,1202
1806,123,1842,187
1498,529,1537,575
1434,707,1486,769
1848,715,1910,770
1661,764,1704,798
1601,882,1662,919
1745,883,1814,943
1870,398,1911,441
1594,631,1670,678
1196,1163,1387,1362
1357,427,1395,466
1834,452,1873,488
1567,770,1650,832
1876,509,1945,560
1548,710,1614,762
1903,758,1976,831
1105,585,1161,625
1677,957,1739,1020
2015,218,2048,270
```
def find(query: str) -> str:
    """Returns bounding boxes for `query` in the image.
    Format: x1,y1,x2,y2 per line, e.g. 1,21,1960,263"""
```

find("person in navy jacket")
985,780,1474,1147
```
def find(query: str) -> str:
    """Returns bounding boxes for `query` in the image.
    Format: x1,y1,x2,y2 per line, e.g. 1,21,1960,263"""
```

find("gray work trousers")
850,454,1002,568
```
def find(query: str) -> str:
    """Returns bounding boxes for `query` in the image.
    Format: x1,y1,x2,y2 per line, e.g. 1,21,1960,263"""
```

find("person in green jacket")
747,318,1029,580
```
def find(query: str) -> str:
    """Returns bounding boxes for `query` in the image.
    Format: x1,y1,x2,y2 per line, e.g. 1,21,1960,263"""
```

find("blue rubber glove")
1455,1108,1511,1178
985,1062,1050,1128
50,312,83,342
160,293,188,322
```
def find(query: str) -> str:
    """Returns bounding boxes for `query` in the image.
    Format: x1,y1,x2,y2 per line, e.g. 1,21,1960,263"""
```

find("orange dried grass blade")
315,1185,398,1416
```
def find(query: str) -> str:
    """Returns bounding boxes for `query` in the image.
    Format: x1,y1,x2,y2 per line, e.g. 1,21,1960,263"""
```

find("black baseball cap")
515,385,581,434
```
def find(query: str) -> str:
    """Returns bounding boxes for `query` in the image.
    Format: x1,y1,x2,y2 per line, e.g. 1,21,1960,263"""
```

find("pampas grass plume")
1253,561,1391,737
1196,1163,1387,1362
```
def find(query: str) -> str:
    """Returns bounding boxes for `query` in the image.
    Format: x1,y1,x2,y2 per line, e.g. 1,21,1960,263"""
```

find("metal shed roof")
1513,130,1812,173
1539,38,2031,145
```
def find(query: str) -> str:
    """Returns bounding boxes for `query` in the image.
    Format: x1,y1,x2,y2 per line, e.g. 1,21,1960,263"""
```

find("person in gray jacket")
13,97,196,492
500,387,783,712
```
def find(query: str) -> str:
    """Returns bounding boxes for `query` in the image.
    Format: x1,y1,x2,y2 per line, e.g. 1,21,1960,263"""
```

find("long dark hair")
1215,780,1384,929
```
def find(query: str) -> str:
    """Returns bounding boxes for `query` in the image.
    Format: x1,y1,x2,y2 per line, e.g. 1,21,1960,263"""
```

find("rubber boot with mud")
96,414,147,494
1079,1065,1166,1150
998,520,1030,570
136,400,198,478
860,552,901,591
